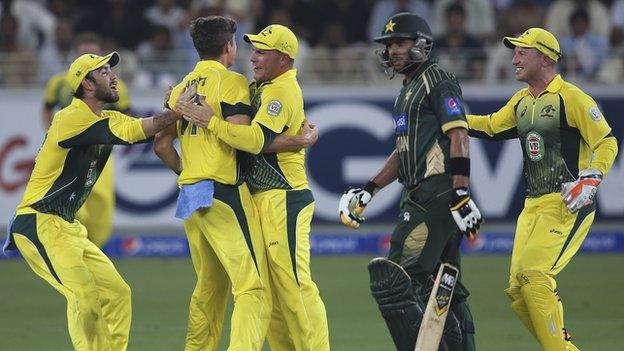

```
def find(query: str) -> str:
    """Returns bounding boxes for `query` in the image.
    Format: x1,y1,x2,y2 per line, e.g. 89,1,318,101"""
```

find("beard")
95,83,119,103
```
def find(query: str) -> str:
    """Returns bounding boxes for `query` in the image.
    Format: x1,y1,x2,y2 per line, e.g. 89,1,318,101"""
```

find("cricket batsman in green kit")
339,12,483,351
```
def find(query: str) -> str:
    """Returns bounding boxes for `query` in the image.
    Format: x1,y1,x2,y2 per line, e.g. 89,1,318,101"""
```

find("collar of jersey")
70,98,101,117
194,60,227,72
522,74,564,99
257,68,297,87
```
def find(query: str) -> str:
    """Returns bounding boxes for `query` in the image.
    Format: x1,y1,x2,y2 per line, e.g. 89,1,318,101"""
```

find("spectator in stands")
545,0,610,39
145,0,186,50
367,0,431,42
498,0,546,40
319,0,372,45
0,12,36,86
432,0,495,41
135,25,182,89
560,8,609,81
38,17,75,83
611,0,624,47
257,0,319,45
0,0,56,50
435,2,486,81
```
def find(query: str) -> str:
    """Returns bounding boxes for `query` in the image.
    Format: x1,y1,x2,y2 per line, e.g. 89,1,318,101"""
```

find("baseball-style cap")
66,52,120,92
243,24,298,59
503,28,561,62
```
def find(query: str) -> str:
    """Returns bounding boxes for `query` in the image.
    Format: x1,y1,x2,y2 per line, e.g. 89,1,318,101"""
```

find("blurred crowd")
1,0,623,87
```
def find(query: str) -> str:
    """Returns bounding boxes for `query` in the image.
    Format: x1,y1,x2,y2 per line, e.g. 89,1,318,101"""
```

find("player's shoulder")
423,62,459,88
559,80,594,104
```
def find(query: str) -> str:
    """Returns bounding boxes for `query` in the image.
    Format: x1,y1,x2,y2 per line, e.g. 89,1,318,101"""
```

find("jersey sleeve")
43,74,62,108
467,91,523,140
57,111,147,148
429,80,468,133
253,86,291,134
564,90,618,175
219,74,254,119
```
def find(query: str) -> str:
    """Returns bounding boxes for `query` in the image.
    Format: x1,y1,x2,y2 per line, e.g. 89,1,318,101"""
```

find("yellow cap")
503,28,561,62
243,24,298,59
66,52,120,92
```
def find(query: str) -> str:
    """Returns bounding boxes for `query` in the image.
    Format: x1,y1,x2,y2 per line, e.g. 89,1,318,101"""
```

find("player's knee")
368,257,422,310
516,270,555,290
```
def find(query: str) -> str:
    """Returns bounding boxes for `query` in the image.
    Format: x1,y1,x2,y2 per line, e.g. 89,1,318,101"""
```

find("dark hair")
569,8,589,25
74,72,94,98
190,16,237,59
445,2,466,18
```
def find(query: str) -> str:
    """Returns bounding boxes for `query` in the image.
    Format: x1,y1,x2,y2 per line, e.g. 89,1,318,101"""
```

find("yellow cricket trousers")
9,210,131,351
183,182,271,351
253,188,330,351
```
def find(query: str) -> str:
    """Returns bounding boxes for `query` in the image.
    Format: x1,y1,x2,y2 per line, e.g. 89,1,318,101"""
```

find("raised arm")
467,92,523,140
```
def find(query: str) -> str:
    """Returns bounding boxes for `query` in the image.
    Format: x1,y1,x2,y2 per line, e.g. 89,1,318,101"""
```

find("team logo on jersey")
519,105,528,119
540,105,556,118
267,100,282,117
85,160,98,187
589,106,603,121
444,97,462,115
393,113,408,133
526,132,544,161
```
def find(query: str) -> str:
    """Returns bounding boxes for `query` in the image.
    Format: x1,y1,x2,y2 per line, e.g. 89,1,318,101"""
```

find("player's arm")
265,120,319,152
467,92,523,140
153,123,182,174
431,81,482,238
561,93,619,213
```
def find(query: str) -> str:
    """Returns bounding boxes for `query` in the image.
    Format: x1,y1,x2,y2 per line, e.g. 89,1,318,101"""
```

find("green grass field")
1,254,623,350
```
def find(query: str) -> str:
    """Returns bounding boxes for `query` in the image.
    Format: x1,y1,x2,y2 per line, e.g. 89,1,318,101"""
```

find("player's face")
90,64,119,103
512,47,542,83
251,48,285,83
386,38,416,71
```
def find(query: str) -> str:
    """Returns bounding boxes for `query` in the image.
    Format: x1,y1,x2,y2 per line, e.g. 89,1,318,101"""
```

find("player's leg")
255,189,328,351
516,194,594,351
82,239,132,351
506,200,539,339
76,157,115,247
388,181,464,350
11,212,114,351
183,211,230,351
201,183,270,351
440,233,475,351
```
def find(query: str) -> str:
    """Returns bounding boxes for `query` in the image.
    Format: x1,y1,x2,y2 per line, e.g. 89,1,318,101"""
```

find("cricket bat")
414,263,460,351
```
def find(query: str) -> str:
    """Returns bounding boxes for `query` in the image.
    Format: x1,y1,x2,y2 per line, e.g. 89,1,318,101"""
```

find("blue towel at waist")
175,180,214,220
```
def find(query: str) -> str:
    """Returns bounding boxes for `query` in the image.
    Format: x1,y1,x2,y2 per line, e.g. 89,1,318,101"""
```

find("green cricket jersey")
392,59,469,188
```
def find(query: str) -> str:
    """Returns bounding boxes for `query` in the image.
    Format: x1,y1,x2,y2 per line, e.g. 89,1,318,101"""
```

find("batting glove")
338,182,378,229
562,168,602,213
450,187,483,239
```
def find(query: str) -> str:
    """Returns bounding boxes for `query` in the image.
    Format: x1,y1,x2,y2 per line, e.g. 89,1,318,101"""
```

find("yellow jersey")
16,98,148,221
207,69,308,191
168,60,253,186
44,71,131,112
468,74,618,196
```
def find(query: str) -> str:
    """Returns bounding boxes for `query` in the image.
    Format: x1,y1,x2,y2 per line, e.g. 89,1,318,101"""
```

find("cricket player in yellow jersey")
153,16,272,351
467,28,618,350
4,52,185,351
177,24,330,351
41,33,131,247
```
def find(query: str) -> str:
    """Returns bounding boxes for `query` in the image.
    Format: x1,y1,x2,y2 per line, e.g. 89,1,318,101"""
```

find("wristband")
449,157,470,177
363,181,380,196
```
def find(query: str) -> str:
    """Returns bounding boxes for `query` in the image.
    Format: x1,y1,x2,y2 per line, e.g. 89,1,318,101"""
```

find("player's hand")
299,120,318,148
338,183,377,229
176,93,213,128
338,187,365,229
163,85,173,110
449,187,482,239
562,168,602,213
